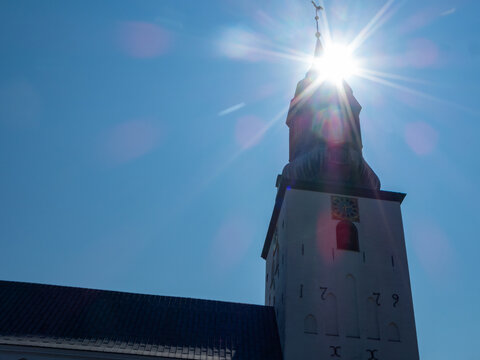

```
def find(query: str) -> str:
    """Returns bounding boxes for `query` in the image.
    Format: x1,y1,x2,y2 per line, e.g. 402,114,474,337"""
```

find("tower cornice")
261,176,406,259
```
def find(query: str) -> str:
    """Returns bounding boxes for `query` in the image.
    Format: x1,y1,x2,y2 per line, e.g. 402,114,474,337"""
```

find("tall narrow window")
367,297,380,340
304,314,317,334
273,237,280,275
387,322,401,342
345,275,360,337
325,293,339,336
336,221,359,251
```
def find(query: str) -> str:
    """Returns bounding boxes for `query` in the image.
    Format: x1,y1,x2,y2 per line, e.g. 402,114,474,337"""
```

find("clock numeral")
320,287,328,300
392,293,399,307
372,292,381,306
366,349,378,360
329,345,341,357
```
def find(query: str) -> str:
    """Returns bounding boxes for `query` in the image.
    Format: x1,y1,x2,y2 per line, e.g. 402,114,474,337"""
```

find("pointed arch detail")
325,293,339,336
388,322,401,342
304,314,317,334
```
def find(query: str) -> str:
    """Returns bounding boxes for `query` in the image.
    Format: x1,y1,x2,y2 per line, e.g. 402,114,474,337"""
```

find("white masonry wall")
265,187,419,360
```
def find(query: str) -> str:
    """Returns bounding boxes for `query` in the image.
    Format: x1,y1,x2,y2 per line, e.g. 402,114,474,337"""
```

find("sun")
313,44,359,83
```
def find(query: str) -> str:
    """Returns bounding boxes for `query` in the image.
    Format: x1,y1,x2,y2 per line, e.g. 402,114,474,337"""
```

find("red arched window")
336,220,359,251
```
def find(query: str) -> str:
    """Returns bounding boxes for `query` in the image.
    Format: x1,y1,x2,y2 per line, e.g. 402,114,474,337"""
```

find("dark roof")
0,280,282,360
261,176,406,259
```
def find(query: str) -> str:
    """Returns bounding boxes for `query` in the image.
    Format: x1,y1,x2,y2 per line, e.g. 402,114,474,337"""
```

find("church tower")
261,6,420,360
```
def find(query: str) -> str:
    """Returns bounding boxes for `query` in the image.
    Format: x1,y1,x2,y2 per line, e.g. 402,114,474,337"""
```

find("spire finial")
311,1,323,40
311,1,324,59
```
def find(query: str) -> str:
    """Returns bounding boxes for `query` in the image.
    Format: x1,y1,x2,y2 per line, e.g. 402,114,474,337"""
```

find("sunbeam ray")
318,0,333,45
349,0,398,52
358,72,479,116
359,72,447,102
205,106,290,188
359,68,433,85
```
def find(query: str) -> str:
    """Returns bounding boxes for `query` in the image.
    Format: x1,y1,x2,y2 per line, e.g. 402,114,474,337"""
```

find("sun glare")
314,44,359,83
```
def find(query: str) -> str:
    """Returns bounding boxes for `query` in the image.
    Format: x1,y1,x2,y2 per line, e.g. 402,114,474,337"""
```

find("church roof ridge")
0,279,266,309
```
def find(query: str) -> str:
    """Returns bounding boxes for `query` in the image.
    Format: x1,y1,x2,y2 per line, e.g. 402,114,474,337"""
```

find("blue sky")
0,0,479,359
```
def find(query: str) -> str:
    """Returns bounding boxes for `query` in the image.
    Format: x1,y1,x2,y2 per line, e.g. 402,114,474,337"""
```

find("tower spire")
280,1,380,190
311,1,324,57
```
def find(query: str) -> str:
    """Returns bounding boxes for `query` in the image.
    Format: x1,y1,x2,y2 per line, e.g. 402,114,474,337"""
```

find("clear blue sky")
0,1,478,359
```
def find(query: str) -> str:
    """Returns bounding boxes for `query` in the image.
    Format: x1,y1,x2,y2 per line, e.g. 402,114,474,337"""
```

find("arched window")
387,322,401,342
345,274,360,338
325,293,339,336
366,297,380,340
304,314,317,334
336,221,359,251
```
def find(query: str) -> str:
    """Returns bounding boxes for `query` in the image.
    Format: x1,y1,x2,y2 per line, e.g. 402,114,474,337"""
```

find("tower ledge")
261,175,406,259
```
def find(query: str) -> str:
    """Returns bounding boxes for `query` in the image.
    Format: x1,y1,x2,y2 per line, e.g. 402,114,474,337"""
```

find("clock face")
331,196,360,222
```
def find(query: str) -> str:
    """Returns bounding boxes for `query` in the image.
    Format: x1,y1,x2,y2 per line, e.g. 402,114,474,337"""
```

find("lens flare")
117,22,170,58
313,44,359,83
102,118,162,164
234,115,265,149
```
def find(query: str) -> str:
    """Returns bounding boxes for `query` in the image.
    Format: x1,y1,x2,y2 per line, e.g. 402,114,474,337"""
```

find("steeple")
281,2,380,190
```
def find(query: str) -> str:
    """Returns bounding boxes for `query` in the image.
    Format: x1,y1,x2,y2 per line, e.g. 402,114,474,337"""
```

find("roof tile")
0,280,281,360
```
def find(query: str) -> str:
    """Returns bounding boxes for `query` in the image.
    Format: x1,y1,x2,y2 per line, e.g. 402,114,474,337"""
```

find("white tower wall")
264,185,419,360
